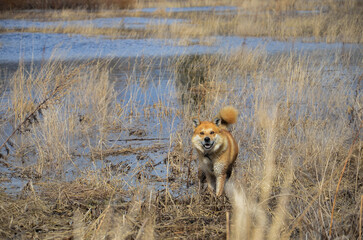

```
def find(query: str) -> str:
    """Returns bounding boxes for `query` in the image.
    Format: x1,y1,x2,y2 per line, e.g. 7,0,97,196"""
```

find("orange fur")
218,105,238,125
192,106,238,197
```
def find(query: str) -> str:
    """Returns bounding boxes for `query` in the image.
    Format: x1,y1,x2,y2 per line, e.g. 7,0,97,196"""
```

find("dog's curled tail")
218,106,238,127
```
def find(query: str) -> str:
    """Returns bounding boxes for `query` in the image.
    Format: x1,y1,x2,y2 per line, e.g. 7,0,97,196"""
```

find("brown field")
0,0,362,239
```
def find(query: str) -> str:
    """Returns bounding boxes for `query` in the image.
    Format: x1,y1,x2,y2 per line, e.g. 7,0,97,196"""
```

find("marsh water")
0,31,359,63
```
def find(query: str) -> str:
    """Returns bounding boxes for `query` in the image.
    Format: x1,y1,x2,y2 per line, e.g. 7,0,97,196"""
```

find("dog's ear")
192,118,200,128
214,118,221,126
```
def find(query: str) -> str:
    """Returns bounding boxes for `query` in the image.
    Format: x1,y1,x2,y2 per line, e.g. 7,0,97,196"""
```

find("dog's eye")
210,131,215,134
200,132,204,135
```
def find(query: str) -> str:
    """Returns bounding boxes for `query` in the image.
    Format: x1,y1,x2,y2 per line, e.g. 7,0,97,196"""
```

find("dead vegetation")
0,1,362,239
0,43,361,239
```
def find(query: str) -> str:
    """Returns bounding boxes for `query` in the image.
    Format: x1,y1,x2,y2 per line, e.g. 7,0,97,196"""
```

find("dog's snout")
204,137,210,142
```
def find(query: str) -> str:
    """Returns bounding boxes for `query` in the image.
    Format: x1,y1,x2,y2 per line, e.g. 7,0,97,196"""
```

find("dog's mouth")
202,142,214,150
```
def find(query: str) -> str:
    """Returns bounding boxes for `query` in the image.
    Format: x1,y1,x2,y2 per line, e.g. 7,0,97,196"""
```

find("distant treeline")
0,0,135,10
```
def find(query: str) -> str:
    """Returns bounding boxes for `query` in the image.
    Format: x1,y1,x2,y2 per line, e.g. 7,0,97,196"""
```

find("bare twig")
187,148,193,188
0,66,81,155
0,92,54,153
135,218,149,240
226,211,230,240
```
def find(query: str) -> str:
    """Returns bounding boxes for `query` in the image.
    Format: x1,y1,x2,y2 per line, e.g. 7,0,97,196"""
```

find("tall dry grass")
224,48,362,239
1,58,125,176
143,0,362,43
0,8,362,240
176,47,362,239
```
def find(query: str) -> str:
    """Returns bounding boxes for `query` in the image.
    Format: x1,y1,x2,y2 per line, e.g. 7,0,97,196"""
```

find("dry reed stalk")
329,120,362,237
91,204,111,239
226,211,230,240
230,185,252,240
360,195,363,240
72,209,85,240
267,157,293,240
135,218,149,240
251,106,278,240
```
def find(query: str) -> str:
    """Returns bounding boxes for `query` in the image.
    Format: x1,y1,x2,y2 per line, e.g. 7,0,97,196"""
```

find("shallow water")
0,31,360,63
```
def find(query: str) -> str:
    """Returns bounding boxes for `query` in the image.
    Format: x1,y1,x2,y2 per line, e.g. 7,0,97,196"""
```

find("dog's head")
192,118,223,153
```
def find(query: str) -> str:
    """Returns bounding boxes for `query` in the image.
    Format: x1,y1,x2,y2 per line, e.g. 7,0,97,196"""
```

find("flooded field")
0,1,362,239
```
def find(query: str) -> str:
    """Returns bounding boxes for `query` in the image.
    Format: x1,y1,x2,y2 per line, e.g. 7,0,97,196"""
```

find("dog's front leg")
200,157,215,192
215,174,227,197
214,162,227,197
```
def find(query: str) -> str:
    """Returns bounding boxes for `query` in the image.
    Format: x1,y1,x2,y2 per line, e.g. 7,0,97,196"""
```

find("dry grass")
0,1,362,239
146,0,362,43
1,44,361,239
5,26,148,39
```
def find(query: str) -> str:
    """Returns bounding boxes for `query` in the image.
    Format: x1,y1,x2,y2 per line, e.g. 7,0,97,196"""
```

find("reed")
0,1,362,239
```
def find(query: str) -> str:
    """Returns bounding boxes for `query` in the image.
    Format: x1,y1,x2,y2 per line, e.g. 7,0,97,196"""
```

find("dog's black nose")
204,137,210,142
